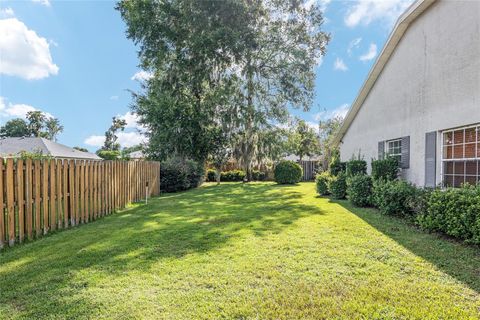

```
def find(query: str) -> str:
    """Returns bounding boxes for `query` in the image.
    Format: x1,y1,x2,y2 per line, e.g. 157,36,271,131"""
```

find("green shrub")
97,150,120,160
371,157,399,181
347,174,373,207
206,169,216,182
372,179,417,217
346,159,367,177
274,160,303,184
160,157,204,193
416,185,480,244
252,170,266,181
329,172,347,199
315,172,331,196
220,170,246,182
329,155,346,176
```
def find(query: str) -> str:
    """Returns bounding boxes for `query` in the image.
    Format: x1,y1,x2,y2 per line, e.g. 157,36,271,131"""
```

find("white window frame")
385,138,402,160
440,123,480,187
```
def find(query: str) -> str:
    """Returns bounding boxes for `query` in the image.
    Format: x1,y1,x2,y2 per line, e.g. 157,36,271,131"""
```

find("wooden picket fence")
0,159,160,248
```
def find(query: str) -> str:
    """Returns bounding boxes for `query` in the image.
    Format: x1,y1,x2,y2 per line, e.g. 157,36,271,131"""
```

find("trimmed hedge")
220,170,246,182
252,170,267,181
315,172,331,196
320,152,480,245
372,179,417,217
346,159,367,177
275,161,303,184
206,169,267,182
416,185,480,244
347,174,373,207
329,172,347,199
371,157,399,181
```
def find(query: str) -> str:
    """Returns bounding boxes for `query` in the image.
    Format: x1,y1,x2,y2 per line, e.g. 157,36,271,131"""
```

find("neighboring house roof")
332,0,436,147
129,150,144,159
0,137,102,160
283,154,322,162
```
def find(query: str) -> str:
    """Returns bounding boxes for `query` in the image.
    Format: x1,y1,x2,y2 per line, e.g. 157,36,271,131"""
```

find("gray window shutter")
425,131,436,187
378,141,385,160
400,136,410,169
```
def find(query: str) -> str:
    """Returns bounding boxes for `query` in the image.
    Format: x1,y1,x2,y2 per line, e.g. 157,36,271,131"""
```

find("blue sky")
0,0,413,152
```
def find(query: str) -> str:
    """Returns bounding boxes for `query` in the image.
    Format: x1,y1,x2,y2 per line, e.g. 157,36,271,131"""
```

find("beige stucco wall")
339,0,480,186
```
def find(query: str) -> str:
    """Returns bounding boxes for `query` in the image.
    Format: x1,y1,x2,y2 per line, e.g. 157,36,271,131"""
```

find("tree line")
0,111,64,141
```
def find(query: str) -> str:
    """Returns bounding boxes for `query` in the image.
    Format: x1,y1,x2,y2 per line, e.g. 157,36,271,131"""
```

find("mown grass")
0,182,479,319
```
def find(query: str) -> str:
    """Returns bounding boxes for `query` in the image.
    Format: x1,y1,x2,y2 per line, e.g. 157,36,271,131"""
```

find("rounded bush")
328,172,347,199
206,169,216,182
274,160,303,184
372,179,416,216
315,172,331,196
160,157,204,193
347,174,373,207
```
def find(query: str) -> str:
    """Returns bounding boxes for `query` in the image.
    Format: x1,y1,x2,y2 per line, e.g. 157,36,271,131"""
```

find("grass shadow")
0,182,324,318
333,199,480,293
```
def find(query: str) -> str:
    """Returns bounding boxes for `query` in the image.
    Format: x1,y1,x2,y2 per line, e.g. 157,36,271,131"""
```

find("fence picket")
0,159,159,248
34,160,41,237
25,159,33,240
0,159,4,248
6,159,15,246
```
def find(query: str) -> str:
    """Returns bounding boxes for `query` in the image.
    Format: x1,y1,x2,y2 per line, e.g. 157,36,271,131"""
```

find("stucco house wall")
338,0,480,186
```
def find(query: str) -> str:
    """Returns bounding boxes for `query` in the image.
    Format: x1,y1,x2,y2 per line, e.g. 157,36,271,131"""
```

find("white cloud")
306,121,319,132
131,70,153,82
0,7,14,18
344,0,414,28
84,132,146,148
32,0,51,7
110,95,119,101
84,135,105,147
118,111,141,129
0,96,53,119
117,132,146,147
0,18,59,80
314,103,350,121
347,37,362,55
333,58,348,71
303,0,331,11
359,43,378,61
84,111,147,149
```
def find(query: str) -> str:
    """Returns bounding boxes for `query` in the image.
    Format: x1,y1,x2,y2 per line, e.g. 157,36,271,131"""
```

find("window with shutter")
441,124,480,187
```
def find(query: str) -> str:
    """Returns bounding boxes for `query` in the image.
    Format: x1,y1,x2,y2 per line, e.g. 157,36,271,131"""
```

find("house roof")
0,137,101,160
129,150,144,159
332,0,436,147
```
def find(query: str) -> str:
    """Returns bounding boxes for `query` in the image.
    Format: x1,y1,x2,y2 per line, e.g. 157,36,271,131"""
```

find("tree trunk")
215,167,221,185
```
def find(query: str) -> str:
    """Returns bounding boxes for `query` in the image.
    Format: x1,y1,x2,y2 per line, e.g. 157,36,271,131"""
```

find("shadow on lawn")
333,199,480,293
0,182,323,318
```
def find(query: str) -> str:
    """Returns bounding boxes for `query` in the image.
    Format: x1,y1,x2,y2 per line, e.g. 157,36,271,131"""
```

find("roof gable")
332,0,436,146
0,137,101,160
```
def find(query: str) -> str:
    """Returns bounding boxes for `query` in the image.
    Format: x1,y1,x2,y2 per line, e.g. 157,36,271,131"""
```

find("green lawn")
0,182,479,319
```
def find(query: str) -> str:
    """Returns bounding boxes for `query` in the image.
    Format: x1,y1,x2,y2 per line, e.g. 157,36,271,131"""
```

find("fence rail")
0,159,160,248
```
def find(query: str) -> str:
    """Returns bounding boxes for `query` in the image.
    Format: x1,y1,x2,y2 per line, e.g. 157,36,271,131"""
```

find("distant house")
332,0,479,187
128,150,145,160
0,137,101,160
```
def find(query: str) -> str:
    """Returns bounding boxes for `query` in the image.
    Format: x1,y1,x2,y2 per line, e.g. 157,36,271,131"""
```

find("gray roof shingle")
0,137,101,160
